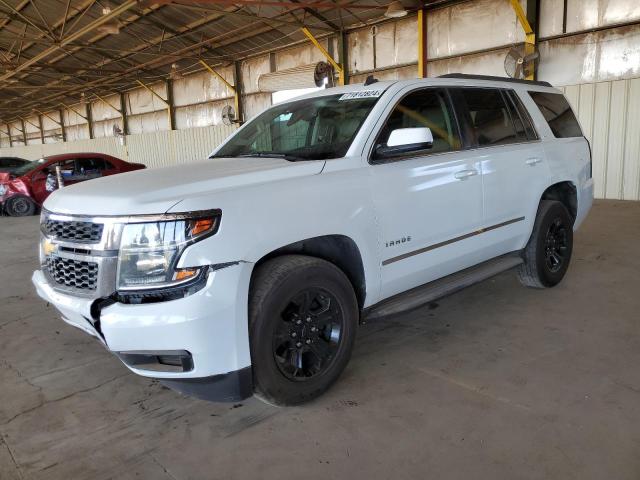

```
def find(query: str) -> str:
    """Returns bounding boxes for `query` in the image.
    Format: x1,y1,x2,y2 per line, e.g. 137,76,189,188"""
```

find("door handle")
454,169,478,180
526,157,542,166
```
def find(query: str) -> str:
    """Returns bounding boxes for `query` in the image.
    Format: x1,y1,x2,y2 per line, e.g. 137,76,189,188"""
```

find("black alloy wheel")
518,200,573,288
544,217,569,273
249,255,358,406
273,288,344,381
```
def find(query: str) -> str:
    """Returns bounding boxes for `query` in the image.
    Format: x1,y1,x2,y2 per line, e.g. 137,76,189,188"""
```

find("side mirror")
375,127,434,159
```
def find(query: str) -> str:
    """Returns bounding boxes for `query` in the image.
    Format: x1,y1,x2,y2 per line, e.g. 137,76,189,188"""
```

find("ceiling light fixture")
168,63,183,80
384,0,408,18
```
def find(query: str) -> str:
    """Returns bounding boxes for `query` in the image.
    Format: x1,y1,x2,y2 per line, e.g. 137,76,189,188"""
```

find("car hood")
44,156,326,216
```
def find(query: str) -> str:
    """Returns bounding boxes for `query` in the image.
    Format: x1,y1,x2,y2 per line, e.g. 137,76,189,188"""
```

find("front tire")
518,200,573,288
249,255,358,406
6,196,36,217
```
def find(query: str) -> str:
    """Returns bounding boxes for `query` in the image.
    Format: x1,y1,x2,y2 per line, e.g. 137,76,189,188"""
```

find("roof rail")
438,73,552,88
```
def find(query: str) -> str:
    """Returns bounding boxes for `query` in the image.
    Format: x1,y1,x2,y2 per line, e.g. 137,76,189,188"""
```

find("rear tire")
249,255,358,406
6,196,36,217
518,200,573,288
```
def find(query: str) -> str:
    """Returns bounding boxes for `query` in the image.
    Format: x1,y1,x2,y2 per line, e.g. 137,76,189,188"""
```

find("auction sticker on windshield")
339,90,384,100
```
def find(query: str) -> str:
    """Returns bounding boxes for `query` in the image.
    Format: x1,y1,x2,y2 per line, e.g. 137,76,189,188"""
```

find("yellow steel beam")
417,9,427,78
60,102,88,121
19,116,40,131
135,79,174,130
198,59,236,92
300,27,344,85
35,109,62,126
135,79,169,106
508,0,536,80
91,92,122,114
199,59,241,124
508,0,534,36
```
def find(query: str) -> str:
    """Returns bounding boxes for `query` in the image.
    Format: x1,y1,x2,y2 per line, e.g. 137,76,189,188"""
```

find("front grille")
45,256,99,291
43,220,103,243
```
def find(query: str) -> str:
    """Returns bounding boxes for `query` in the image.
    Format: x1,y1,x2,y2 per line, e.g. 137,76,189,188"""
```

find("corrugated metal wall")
563,78,640,201
0,124,236,168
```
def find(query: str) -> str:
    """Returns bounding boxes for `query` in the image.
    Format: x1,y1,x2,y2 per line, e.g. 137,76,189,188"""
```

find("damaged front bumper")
32,263,254,402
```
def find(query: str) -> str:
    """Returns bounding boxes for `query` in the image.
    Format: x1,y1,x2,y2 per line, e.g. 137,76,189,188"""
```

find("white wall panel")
175,99,233,129
242,55,270,94
0,124,236,169
427,48,511,77
127,111,170,135
566,0,640,32
350,65,418,84
126,83,167,115
276,42,326,71
374,18,418,69
348,28,375,73
91,94,121,121
538,26,640,86
173,68,235,106
540,0,564,37
243,93,271,120
562,77,640,201
427,0,525,59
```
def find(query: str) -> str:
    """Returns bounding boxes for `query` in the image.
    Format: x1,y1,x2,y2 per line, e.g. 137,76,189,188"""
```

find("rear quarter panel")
514,86,593,230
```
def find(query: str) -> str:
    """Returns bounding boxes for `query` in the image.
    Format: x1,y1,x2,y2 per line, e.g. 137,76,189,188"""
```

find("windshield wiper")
236,152,308,162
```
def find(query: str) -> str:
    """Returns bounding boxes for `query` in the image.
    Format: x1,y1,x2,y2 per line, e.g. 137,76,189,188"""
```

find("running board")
364,253,523,321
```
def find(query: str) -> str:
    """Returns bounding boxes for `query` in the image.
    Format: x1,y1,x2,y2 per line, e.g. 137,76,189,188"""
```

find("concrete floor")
1,200,639,480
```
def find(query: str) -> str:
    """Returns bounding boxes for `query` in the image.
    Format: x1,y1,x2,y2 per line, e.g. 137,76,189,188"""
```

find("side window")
76,158,107,172
507,91,538,140
375,88,460,158
56,159,76,178
75,158,106,179
528,91,582,138
459,88,522,147
503,91,529,142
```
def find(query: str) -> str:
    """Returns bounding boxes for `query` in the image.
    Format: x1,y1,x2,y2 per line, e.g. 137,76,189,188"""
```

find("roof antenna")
364,75,379,86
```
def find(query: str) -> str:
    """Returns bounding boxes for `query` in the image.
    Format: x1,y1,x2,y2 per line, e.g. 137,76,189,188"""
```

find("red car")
0,153,145,217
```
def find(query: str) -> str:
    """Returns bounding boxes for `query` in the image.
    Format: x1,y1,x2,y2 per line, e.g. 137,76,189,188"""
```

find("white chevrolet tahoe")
33,74,593,405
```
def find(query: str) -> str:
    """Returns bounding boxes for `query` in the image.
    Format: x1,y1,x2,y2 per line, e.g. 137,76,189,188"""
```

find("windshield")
10,158,44,176
213,92,383,161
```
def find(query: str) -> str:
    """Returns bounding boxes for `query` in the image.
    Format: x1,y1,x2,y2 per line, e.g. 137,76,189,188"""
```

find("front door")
368,88,485,300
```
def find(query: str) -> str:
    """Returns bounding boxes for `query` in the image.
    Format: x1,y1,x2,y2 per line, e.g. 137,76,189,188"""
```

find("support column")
86,103,94,139
59,109,66,142
233,61,244,124
166,79,176,131
338,31,349,85
6,123,12,147
418,8,428,78
119,93,128,136
20,119,27,145
38,115,45,144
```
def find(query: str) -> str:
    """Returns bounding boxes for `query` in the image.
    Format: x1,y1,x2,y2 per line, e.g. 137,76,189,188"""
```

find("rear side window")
528,92,582,138
77,158,107,171
505,90,538,141
457,88,523,147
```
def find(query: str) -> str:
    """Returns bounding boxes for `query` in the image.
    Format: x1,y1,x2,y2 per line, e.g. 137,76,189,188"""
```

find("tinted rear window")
528,92,582,138
458,88,523,147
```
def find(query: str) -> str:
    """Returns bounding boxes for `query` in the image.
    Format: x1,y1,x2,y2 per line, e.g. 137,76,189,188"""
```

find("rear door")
368,87,485,299
452,87,551,257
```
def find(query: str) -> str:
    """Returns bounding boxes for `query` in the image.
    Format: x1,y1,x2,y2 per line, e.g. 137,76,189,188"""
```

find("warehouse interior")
1,0,640,479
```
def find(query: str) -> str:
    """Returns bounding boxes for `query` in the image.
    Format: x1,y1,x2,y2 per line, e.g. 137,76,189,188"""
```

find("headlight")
116,213,219,291
0,184,6,196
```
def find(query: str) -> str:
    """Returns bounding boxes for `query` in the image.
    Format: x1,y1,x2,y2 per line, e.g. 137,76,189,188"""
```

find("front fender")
174,168,382,307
